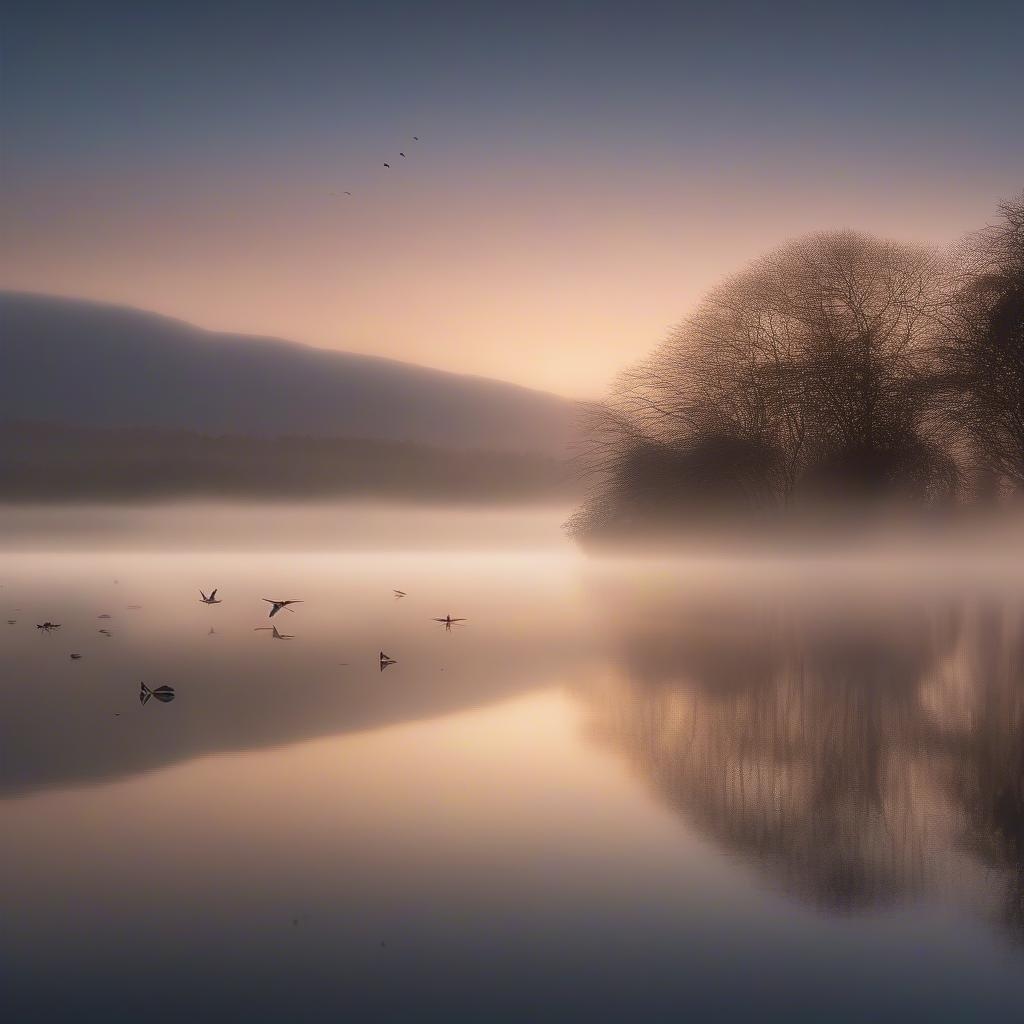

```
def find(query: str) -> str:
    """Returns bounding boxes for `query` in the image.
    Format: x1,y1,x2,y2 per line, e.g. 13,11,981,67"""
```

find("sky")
2,0,1022,397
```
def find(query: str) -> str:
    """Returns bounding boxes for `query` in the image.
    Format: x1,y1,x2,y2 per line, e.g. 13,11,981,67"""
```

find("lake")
2,503,1023,1022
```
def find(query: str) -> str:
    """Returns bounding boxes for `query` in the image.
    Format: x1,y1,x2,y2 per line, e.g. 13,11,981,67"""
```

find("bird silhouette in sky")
37,622,61,631
263,599,303,618
331,136,418,193
432,615,466,632
393,589,407,599
199,589,221,605
379,651,397,671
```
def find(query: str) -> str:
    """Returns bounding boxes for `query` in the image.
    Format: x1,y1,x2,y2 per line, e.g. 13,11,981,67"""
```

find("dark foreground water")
2,505,1023,1022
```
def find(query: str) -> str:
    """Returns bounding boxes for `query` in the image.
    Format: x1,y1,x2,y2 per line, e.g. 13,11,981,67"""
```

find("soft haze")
2,0,1022,395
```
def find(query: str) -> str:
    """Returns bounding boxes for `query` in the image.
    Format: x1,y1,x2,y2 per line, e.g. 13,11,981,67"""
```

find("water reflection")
0,550,585,796
5,549,1023,944
4,536,1024,1020
581,578,1024,938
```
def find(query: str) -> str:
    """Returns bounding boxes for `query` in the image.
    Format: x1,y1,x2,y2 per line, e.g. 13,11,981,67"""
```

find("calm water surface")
2,504,1023,1022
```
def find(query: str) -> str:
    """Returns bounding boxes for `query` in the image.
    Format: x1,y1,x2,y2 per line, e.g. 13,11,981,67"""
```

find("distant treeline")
569,192,1024,541
1,422,573,502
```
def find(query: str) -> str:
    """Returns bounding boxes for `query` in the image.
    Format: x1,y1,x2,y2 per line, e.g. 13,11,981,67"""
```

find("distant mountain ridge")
0,292,577,455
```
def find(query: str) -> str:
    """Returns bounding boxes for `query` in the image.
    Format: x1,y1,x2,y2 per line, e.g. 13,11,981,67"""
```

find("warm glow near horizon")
2,3,1021,397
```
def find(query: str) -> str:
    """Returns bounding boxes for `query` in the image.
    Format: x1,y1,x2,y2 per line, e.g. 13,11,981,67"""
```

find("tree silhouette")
571,230,960,540
938,193,1024,495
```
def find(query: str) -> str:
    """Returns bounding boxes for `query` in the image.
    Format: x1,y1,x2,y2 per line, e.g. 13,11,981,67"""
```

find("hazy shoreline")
0,500,576,552
1,419,577,504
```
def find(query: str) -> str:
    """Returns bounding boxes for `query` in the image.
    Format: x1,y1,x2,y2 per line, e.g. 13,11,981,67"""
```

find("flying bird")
383,162,390,168
432,615,466,632
329,191,353,197
98,629,112,637
140,682,175,705
36,622,61,631
263,599,303,618
393,590,407,599
413,136,419,141
379,651,397,671
98,614,112,619
255,625,294,640
199,589,221,605
399,152,406,157
6,620,15,625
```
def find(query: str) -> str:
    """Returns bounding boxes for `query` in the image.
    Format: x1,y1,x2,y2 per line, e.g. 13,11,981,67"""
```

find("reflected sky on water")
2,506,1023,1022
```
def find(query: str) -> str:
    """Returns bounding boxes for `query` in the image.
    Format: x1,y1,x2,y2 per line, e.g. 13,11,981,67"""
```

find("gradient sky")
2,0,1022,396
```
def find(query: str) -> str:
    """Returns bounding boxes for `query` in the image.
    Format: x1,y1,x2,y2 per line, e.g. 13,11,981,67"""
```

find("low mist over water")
3,503,1023,1022
0,501,572,552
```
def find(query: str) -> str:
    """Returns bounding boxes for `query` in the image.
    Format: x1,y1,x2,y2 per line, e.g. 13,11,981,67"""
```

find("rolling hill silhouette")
0,292,576,455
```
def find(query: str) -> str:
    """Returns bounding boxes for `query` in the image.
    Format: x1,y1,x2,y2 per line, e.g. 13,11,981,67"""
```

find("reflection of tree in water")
925,602,1024,940
582,583,1024,937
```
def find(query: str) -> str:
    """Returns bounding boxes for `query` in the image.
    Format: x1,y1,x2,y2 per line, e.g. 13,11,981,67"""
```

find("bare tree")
571,230,955,540
939,193,1024,495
